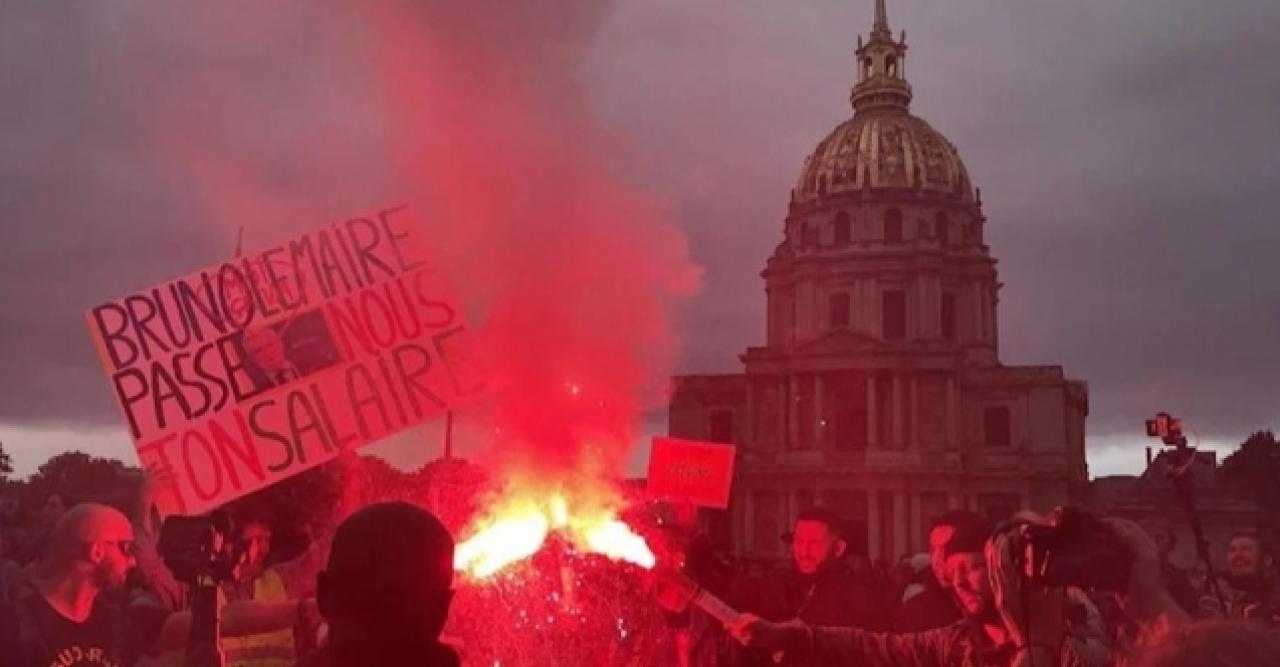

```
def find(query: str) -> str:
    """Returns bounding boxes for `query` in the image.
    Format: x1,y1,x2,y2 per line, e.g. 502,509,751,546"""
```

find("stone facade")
669,1,1089,561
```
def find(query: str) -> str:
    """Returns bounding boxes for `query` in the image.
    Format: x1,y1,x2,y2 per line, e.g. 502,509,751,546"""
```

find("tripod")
1165,438,1228,613
185,575,225,667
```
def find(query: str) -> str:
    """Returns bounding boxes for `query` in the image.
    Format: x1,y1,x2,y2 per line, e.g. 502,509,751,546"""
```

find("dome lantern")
852,0,912,113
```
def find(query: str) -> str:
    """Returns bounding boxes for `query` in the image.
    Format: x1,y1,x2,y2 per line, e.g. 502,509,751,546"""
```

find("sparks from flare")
454,491,655,579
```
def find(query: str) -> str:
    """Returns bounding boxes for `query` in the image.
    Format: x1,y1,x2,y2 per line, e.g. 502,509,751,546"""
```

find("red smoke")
135,1,699,479
357,0,701,482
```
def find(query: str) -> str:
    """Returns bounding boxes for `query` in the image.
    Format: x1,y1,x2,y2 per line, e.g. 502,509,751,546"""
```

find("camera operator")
730,513,1189,666
217,506,316,667
0,503,316,667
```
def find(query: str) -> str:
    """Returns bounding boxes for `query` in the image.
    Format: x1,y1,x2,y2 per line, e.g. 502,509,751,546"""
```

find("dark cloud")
585,0,1280,465
0,1,396,428
2,1,1278,475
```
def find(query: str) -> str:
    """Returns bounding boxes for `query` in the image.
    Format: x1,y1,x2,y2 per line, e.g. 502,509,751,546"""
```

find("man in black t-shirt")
0,503,165,667
0,503,310,667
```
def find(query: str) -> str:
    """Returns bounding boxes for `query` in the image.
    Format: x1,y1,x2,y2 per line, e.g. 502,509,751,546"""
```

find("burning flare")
454,492,655,578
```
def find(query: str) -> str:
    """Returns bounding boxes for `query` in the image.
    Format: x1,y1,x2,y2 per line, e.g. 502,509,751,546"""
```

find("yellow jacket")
219,569,295,667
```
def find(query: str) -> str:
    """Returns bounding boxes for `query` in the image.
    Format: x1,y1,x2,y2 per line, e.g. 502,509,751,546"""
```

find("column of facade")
815,373,825,450
866,280,880,338
781,482,793,538
867,489,881,559
946,375,958,448
990,286,1000,349
909,491,923,552
908,373,919,449
867,375,879,449
971,282,984,343
892,491,908,559
892,373,905,448
788,374,799,450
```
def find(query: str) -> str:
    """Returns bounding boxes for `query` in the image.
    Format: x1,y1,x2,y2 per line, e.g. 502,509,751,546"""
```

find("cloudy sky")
2,0,1278,479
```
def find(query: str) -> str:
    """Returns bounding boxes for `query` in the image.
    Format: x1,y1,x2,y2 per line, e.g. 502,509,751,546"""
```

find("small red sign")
647,437,736,509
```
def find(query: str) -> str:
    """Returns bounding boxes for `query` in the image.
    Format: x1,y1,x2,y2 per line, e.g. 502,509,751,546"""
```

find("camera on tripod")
157,511,246,585
1145,411,1187,448
1013,506,1133,592
155,511,253,667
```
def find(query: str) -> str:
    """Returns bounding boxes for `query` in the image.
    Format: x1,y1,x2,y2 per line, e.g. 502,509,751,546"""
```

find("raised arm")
151,598,316,652
729,614,953,666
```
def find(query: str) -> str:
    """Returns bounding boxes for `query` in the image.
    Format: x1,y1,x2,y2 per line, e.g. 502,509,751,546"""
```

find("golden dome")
794,111,974,204
793,0,975,206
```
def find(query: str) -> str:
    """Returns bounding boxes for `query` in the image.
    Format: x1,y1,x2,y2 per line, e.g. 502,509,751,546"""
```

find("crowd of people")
662,507,1280,666
3,486,1280,666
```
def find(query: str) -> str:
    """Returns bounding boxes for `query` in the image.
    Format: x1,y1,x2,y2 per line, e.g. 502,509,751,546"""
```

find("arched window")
833,211,852,246
934,212,949,244
884,209,903,243
886,56,897,78
863,57,874,80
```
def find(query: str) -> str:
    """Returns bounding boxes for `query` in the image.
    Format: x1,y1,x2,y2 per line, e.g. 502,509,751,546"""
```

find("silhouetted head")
317,502,455,647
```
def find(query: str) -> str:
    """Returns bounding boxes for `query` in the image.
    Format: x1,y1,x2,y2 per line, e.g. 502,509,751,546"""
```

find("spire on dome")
851,0,912,112
873,0,890,35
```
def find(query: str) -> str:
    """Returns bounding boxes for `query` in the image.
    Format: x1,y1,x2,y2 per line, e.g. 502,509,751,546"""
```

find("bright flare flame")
582,519,656,569
453,510,550,579
454,493,654,578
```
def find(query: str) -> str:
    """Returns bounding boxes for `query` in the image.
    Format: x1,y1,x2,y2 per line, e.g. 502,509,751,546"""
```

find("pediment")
793,328,890,355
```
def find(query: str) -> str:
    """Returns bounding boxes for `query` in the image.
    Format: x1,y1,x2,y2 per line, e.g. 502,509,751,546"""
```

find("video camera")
157,512,246,585
156,511,252,667
1014,506,1133,592
1145,411,1187,447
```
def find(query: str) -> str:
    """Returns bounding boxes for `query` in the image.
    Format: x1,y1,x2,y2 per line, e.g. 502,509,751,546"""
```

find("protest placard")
86,205,483,515
646,437,736,509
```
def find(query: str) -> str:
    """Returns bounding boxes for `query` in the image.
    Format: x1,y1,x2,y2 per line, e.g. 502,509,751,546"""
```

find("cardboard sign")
646,437,736,509
86,205,483,515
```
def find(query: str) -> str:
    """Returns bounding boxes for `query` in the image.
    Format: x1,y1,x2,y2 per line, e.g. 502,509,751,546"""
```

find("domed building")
669,0,1089,560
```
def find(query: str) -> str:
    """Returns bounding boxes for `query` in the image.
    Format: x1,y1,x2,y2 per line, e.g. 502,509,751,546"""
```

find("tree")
1218,431,1280,533
0,441,12,481
18,451,137,513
